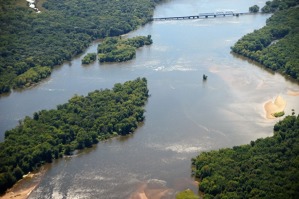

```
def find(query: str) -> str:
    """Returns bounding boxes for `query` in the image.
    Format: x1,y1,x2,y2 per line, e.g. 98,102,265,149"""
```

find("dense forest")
231,1,299,81
192,114,299,198
260,0,299,13
98,35,153,62
0,77,149,194
0,0,162,94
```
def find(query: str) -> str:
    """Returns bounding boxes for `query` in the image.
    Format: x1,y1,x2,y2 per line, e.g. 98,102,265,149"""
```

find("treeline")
261,0,299,13
192,114,299,198
0,0,162,94
231,2,299,81
0,77,149,194
82,53,97,64
98,35,153,62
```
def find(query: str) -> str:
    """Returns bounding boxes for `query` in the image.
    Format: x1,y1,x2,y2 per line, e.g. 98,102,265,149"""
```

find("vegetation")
176,189,199,199
261,0,299,13
192,114,299,198
13,66,51,88
273,111,285,118
0,78,149,194
232,2,299,82
98,35,153,63
82,53,97,64
249,5,259,13
0,0,162,94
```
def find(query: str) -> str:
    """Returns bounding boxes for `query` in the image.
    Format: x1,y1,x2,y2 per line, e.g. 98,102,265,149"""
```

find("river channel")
1,0,299,198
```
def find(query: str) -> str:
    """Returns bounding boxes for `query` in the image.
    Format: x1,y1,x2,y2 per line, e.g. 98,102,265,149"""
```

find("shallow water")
1,0,299,198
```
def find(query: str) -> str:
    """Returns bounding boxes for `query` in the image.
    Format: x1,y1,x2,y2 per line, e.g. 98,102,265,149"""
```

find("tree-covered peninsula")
231,1,299,81
0,77,149,194
0,0,162,94
98,35,153,63
192,114,299,198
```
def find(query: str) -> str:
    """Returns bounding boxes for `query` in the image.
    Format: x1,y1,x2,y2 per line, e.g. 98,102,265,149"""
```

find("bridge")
153,11,250,21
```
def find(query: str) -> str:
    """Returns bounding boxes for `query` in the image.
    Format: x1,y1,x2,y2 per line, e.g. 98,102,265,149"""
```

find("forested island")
0,0,162,94
98,35,153,62
0,77,149,194
231,0,299,81
82,53,97,64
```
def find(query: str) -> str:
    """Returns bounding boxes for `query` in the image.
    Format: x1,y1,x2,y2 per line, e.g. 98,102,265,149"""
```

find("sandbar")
129,182,173,199
287,90,299,96
264,95,286,119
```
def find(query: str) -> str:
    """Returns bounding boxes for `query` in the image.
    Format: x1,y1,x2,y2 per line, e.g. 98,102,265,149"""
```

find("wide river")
1,0,299,198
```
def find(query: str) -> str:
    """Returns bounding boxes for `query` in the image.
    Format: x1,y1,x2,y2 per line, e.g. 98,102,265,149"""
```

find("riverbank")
1,185,37,199
0,168,46,199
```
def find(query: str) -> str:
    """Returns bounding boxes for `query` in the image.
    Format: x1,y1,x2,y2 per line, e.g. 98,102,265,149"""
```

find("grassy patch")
176,189,199,199
272,111,285,117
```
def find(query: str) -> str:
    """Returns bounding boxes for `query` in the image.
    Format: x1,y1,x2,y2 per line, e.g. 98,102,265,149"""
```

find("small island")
98,35,153,63
264,95,286,119
82,53,97,64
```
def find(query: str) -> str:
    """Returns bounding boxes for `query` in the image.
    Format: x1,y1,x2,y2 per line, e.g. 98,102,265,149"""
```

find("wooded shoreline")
0,0,163,94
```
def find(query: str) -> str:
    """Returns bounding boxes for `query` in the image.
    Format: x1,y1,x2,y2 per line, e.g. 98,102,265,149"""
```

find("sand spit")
264,95,286,119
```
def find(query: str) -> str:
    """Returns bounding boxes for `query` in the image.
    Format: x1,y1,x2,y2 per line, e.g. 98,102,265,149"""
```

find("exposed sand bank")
0,167,46,199
129,179,174,199
129,178,199,199
264,95,286,119
287,90,299,96
0,184,37,199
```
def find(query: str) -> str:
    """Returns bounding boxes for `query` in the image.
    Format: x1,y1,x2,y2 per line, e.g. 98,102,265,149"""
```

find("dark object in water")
203,74,208,80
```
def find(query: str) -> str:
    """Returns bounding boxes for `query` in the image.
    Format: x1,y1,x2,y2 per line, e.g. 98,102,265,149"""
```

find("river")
1,0,299,198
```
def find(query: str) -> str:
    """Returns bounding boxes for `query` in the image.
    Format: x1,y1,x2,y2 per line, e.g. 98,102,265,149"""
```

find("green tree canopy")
192,115,299,198
0,0,162,94
98,35,153,63
232,5,299,81
0,77,149,194
249,5,260,13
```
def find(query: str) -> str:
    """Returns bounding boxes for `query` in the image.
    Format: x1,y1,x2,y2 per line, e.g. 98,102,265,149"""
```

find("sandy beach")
0,167,47,199
0,184,37,199
264,95,286,119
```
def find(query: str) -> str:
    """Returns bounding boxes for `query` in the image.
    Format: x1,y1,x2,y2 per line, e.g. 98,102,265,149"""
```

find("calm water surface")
1,0,299,198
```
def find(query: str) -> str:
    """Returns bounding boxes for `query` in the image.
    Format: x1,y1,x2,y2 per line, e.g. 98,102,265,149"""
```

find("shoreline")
0,184,38,199
264,95,286,119
0,167,47,199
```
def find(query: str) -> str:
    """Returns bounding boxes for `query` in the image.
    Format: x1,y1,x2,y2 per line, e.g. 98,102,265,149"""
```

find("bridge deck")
153,12,250,21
